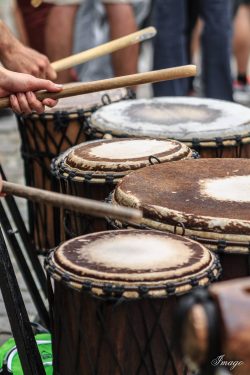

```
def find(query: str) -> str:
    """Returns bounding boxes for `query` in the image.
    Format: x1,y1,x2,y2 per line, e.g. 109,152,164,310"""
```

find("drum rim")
45,229,221,299
109,215,250,255
17,87,134,120
113,159,250,239
51,138,192,181
90,97,250,143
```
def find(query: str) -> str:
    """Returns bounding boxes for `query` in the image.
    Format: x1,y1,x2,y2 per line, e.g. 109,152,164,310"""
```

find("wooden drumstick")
51,27,157,72
2,181,142,223
0,65,197,109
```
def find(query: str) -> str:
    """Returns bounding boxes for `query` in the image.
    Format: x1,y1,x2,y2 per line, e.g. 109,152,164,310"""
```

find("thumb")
27,78,63,93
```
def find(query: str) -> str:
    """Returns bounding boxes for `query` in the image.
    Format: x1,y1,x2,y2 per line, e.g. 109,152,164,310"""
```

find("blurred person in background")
233,0,250,102
15,0,80,82
15,0,151,83
153,0,233,101
74,0,151,81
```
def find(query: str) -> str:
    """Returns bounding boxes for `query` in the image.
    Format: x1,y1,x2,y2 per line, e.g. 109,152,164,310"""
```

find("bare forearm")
105,4,138,76
0,20,20,59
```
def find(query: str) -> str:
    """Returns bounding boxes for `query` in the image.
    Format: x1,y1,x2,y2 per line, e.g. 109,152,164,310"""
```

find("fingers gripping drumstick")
0,65,197,109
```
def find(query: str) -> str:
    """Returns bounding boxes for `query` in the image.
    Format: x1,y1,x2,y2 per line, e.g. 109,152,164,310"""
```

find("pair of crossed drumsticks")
1,27,197,223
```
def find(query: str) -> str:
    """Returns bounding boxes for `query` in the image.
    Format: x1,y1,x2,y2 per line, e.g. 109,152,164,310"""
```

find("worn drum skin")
45,229,221,375
17,87,132,252
112,159,250,280
52,137,192,239
91,97,250,158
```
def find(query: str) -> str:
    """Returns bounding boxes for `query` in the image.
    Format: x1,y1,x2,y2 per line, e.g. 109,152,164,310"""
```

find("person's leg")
233,4,250,84
45,5,79,82
104,4,138,76
15,0,52,54
153,0,189,96
199,0,233,100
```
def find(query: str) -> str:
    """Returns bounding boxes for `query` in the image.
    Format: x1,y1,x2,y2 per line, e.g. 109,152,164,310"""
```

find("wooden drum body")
16,87,131,252
51,137,192,239
91,97,250,158
178,278,250,375
45,229,221,375
112,159,250,280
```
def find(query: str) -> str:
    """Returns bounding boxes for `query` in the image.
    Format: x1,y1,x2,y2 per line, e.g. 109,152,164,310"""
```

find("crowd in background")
0,0,250,104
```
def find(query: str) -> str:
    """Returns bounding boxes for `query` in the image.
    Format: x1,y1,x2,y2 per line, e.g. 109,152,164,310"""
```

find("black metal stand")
0,165,47,297
0,201,49,328
0,227,46,375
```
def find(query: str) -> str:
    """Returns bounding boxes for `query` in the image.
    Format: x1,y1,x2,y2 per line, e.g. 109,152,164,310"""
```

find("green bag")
0,333,53,374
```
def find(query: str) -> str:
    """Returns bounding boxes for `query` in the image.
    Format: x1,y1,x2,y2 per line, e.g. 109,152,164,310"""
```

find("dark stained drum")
16,87,132,253
177,277,250,375
91,97,250,158
52,137,192,238
45,229,221,375
111,159,250,280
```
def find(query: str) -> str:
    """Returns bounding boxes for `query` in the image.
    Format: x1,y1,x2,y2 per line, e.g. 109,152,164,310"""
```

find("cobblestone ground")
0,112,39,345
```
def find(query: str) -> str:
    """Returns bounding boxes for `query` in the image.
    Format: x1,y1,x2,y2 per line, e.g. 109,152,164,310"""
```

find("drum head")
91,97,250,141
47,230,220,298
114,159,250,237
41,86,130,115
55,138,191,178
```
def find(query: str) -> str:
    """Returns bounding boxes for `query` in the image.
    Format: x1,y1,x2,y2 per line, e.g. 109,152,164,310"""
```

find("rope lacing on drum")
101,93,112,106
81,281,92,292
105,175,115,184
103,284,114,296
138,286,149,297
174,222,186,236
215,137,224,158
235,134,243,157
148,155,161,165
190,278,199,287
126,88,136,99
61,273,71,284
191,138,201,149
191,150,200,159
217,240,227,253
84,173,93,182
165,283,176,296
67,170,77,180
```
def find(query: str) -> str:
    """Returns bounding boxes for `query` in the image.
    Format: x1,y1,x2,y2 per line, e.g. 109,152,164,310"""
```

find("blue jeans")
153,0,233,101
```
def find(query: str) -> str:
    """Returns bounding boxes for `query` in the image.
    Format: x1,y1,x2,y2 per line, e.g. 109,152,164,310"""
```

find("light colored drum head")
48,230,220,298
114,159,250,244
91,97,250,141
43,86,130,114
56,138,191,178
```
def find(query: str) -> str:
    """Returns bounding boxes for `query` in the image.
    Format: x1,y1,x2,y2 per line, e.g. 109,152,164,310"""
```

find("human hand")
0,67,62,115
0,20,57,80
2,44,57,81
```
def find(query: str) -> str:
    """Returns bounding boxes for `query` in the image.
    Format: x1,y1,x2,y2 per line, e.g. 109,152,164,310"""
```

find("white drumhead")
58,138,191,174
54,230,213,282
91,97,250,140
45,86,129,113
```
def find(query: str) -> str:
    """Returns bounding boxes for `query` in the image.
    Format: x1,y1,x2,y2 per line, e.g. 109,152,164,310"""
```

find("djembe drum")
177,278,250,375
90,97,250,157
17,87,132,252
45,229,221,375
51,137,192,239
111,159,250,280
